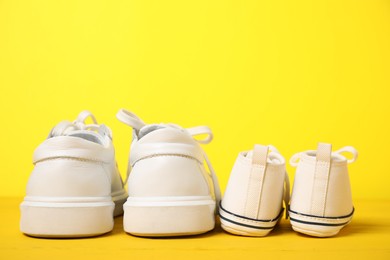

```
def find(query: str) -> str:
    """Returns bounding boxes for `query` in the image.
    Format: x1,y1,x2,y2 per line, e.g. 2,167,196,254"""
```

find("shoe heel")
288,209,353,237
20,199,115,238
219,204,283,237
112,189,128,217
123,196,216,237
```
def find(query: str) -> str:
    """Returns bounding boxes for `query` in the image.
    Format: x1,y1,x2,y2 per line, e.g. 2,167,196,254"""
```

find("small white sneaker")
20,111,128,238
288,143,358,237
117,109,221,237
220,144,290,237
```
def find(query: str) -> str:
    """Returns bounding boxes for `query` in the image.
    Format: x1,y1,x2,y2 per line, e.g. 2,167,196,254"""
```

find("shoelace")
49,110,112,139
116,109,222,205
289,146,358,167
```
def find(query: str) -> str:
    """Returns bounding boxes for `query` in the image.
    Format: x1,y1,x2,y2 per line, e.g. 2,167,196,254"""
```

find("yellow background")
1,0,389,200
1,1,390,259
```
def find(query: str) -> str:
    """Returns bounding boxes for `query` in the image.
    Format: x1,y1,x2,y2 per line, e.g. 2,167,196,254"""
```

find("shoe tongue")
138,123,186,140
246,150,254,159
66,130,104,145
138,124,176,139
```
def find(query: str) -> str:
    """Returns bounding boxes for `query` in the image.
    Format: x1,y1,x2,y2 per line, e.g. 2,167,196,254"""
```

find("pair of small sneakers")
20,109,220,238
220,143,358,237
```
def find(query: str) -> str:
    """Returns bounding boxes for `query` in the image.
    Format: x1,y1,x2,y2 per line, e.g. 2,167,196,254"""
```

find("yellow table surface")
1,198,389,259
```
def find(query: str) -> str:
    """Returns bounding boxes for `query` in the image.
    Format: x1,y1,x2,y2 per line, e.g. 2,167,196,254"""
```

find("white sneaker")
219,144,290,236
288,143,358,237
117,109,221,237
20,111,128,238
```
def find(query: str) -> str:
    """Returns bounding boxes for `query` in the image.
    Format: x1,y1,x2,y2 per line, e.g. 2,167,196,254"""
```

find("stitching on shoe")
34,157,109,164
132,154,202,166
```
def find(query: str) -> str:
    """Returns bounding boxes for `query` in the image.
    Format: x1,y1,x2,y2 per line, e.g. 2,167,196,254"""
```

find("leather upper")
289,143,355,217
127,126,215,198
222,145,287,220
26,112,126,199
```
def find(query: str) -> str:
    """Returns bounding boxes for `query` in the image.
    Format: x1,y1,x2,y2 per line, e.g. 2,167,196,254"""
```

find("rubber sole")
123,196,216,237
288,208,354,237
20,197,115,238
112,189,128,217
219,202,283,237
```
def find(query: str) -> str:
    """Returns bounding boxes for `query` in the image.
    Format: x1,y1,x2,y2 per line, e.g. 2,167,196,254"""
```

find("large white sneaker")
117,109,220,237
289,143,358,237
20,111,128,238
220,144,290,236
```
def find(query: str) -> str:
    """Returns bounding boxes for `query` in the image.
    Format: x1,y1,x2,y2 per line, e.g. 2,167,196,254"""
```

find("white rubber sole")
20,196,115,238
219,202,283,237
123,196,216,237
112,189,128,217
288,208,354,237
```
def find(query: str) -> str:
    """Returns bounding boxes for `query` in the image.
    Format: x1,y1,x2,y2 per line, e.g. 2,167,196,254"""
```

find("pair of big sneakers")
20,109,220,238
220,143,358,237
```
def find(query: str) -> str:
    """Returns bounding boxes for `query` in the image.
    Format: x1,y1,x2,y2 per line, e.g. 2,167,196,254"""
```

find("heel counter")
290,162,316,214
128,156,210,197
222,155,251,216
257,165,286,219
325,163,354,216
26,158,111,197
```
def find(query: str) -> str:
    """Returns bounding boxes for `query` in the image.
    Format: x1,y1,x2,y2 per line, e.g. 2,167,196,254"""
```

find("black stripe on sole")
219,214,276,230
289,217,350,227
288,208,354,219
219,201,284,223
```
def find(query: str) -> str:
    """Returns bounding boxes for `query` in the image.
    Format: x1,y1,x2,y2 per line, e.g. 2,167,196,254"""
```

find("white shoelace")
49,110,112,139
117,109,222,204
